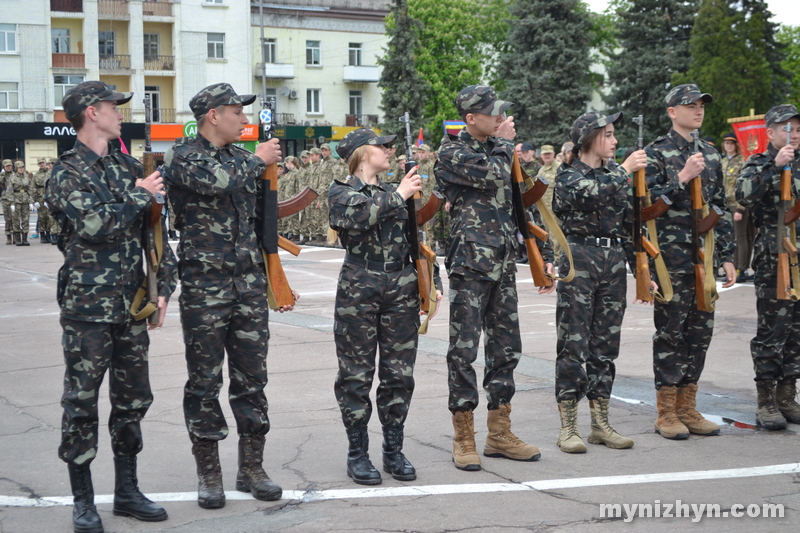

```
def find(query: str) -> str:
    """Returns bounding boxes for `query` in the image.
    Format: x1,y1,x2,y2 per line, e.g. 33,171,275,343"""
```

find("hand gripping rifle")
776,123,800,300
689,130,723,312
400,112,441,334
632,115,673,302
130,95,165,324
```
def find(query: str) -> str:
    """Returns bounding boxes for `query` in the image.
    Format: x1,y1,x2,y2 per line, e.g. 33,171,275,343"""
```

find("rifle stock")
777,164,794,300
633,167,652,302
641,196,672,222
261,161,296,309
142,95,164,324
416,190,444,226
511,153,552,287
522,176,549,208
277,186,318,218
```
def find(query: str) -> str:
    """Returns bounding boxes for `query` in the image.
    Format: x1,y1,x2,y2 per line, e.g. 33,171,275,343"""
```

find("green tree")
777,25,800,108
605,0,697,147
378,0,429,143
496,0,595,146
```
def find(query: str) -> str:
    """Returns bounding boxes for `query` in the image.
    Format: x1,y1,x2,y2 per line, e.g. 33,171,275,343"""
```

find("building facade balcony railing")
51,0,83,12
343,65,380,83
119,108,131,122
276,113,296,125
99,54,131,70
52,53,85,69
143,0,174,17
98,0,129,19
254,63,295,79
144,55,175,70
345,114,378,127
151,108,176,123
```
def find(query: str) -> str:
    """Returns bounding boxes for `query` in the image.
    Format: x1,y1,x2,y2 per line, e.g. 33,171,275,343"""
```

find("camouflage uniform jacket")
0,170,11,201
32,168,48,203
163,133,267,300
45,140,178,323
537,160,560,213
418,158,437,200
435,129,518,281
521,158,541,178
553,159,636,269
645,128,734,271
722,153,745,213
7,171,32,204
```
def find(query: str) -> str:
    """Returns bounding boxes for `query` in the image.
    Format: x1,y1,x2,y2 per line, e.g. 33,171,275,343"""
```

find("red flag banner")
729,115,767,160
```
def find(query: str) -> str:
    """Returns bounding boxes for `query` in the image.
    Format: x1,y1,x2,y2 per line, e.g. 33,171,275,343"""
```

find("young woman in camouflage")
553,111,655,454
328,128,440,485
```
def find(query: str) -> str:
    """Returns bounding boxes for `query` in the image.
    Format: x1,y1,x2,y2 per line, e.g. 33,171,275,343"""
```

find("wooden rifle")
510,153,552,287
776,123,799,300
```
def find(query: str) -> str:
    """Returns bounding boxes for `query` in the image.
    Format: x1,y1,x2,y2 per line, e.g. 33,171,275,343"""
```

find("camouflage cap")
418,143,431,152
336,127,397,162
397,154,407,161
320,143,331,151
14,161,24,168
2,159,11,167
299,150,310,157
309,147,321,155
664,84,713,109
37,157,46,164
570,111,622,151
284,155,297,164
455,85,512,117
48,157,58,164
765,104,800,128
540,144,555,154
189,82,256,120
62,81,133,120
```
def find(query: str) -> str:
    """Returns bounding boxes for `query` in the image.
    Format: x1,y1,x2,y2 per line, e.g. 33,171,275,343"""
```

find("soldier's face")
366,145,391,172
311,153,321,162
722,140,738,155
301,155,309,165
321,148,331,158
418,150,430,161
213,104,248,144
669,101,705,131
468,112,504,140
15,166,24,174
91,101,123,139
768,118,800,150
541,152,554,164
520,149,535,162
38,162,46,169
589,124,618,159
515,144,523,158
3,165,11,172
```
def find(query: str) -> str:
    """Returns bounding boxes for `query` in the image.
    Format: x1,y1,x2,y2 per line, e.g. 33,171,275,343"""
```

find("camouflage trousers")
37,205,54,233
333,262,419,429
555,244,627,402
653,272,713,389
750,297,800,381
447,273,521,412
2,199,10,235
11,202,29,233
180,288,271,443
58,317,153,465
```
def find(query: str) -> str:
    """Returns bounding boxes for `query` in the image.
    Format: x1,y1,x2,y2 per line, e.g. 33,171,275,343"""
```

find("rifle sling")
787,211,800,301
417,256,438,335
535,197,574,283
643,185,673,303
130,213,163,320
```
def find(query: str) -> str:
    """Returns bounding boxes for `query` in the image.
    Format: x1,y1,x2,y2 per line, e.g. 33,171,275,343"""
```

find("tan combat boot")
452,410,481,471
654,386,690,439
587,398,634,449
484,404,541,461
776,378,800,424
675,383,720,435
557,400,587,453
756,380,787,430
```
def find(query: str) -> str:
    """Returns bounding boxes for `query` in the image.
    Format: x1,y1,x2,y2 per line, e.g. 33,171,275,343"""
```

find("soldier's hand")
137,170,165,198
775,144,795,168
274,290,300,313
538,263,557,294
148,296,168,330
721,261,737,288
256,138,282,166
419,290,443,316
496,115,516,141
633,281,659,305
397,166,422,200
621,149,647,174
678,153,705,184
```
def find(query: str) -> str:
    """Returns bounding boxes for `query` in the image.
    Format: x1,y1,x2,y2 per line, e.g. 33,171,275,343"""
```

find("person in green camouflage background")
32,157,55,243
163,82,287,510
329,128,439,486
9,160,32,245
309,143,335,241
46,80,177,533
553,111,654,454
436,85,553,472
45,157,61,244
721,131,752,280
1,159,14,244
645,83,736,441
735,104,800,431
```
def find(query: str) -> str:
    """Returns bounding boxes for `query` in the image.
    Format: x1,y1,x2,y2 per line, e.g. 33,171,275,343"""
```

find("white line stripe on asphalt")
3,462,798,508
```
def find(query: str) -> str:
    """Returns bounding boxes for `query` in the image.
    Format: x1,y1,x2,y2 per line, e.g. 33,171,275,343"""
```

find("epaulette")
333,175,353,186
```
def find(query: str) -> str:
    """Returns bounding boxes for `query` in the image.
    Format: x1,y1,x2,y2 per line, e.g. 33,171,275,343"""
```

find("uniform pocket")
464,229,501,274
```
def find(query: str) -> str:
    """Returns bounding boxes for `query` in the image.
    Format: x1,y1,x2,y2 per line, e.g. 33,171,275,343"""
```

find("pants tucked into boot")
192,440,225,509
67,464,103,533
345,426,381,485
236,435,282,501
756,380,787,430
675,384,719,435
112,456,167,521
776,378,800,424
654,386,689,440
484,404,540,461
557,400,586,454
382,425,416,481
587,398,634,449
451,410,481,470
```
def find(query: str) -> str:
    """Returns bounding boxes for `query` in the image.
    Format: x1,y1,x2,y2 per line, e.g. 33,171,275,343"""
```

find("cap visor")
606,111,623,125
375,134,397,146
105,92,133,106
238,94,258,106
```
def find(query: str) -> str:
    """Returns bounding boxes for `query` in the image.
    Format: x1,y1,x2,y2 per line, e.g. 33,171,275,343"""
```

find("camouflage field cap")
336,127,397,162
455,85,512,117
309,147,321,155
570,111,622,151
664,84,713,109
284,155,297,164
418,143,431,152
765,104,800,127
189,82,257,120
540,144,555,154
320,143,331,151
62,81,133,120
37,157,46,164
299,150,310,157
2,159,11,167
721,132,738,142
48,157,58,164
14,161,24,168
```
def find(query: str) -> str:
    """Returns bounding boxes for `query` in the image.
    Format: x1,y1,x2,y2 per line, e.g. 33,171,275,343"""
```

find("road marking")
3,463,798,508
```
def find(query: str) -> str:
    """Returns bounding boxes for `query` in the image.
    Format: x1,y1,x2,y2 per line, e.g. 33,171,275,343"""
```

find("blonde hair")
347,145,370,176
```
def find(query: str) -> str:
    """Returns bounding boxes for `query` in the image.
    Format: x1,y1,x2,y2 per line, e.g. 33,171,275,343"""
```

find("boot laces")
563,403,580,439
594,400,618,434
455,417,477,453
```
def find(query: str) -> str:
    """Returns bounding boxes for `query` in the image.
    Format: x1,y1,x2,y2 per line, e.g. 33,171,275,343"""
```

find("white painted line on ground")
3,463,798,508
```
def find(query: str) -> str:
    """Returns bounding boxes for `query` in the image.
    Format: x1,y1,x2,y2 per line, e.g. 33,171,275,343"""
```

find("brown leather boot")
776,378,800,424
587,398,634,449
654,386,690,439
675,383,720,435
484,404,540,461
452,410,481,471
757,380,788,430
236,435,282,501
192,440,225,509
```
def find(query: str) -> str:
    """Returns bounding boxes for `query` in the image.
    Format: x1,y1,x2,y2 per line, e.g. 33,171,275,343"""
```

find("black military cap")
189,82,257,120
455,85,512,117
765,104,800,128
569,111,622,152
520,142,534,152
62,81,133,120
664,84,713,109
721,132,738,142
336,128,396,162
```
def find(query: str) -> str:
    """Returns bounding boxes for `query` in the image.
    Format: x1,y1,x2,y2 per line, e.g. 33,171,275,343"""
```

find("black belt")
567,236,622,248
344,253,410,272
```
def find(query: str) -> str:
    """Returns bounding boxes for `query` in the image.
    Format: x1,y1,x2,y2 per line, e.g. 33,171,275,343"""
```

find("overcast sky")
585,0,799,27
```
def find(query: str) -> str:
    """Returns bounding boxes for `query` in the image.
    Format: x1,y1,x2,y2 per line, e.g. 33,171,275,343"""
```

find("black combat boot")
67,464,103,533
17,233,30,246
346,426,381,485
5,233,11,245
112,456,167,521
382,425,416,481
192,440,225,509
236,435,282,501
51,231,59,244
40,231,49,243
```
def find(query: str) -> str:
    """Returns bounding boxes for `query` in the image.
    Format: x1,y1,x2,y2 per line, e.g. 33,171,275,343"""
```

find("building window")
52,28,70,53
262,38,276,64
0,24,17,53
349,90,363,116
54,75,85,108
207,33,224,59
348,43,362,66
98,31,116,56
305,40,320,66
307,89,321,114
0,82,19,110
144,33,159,58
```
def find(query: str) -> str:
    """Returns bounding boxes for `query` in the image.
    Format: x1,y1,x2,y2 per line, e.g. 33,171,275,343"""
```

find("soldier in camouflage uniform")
645,84,736,440
310,143,335,241
416,143,439,247
329,128,436,485
32,157,54,243
735,104,800,430
289,150,312,241
1,159,13,244
46,157,61,244
45,81,177,533
553,112,654,454
163,82,286,510
278,156,298,237
436,85,550,471
519,142,542,177
9,161,32,246
721,131,752,280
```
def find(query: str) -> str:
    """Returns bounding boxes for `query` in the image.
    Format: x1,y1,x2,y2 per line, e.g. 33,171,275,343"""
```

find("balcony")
51,0,82,12
345,114,378,127
254,63,294,79
276,113,296,125
98,0,129,19
52,53,85,69
151,108,176,123
144,55,175,71
143,1,173,17
119,108,131,121
99,54,131,70
343,65,380,83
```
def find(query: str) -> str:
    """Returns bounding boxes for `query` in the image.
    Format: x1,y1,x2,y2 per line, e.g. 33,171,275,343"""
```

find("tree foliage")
777,25,800,109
